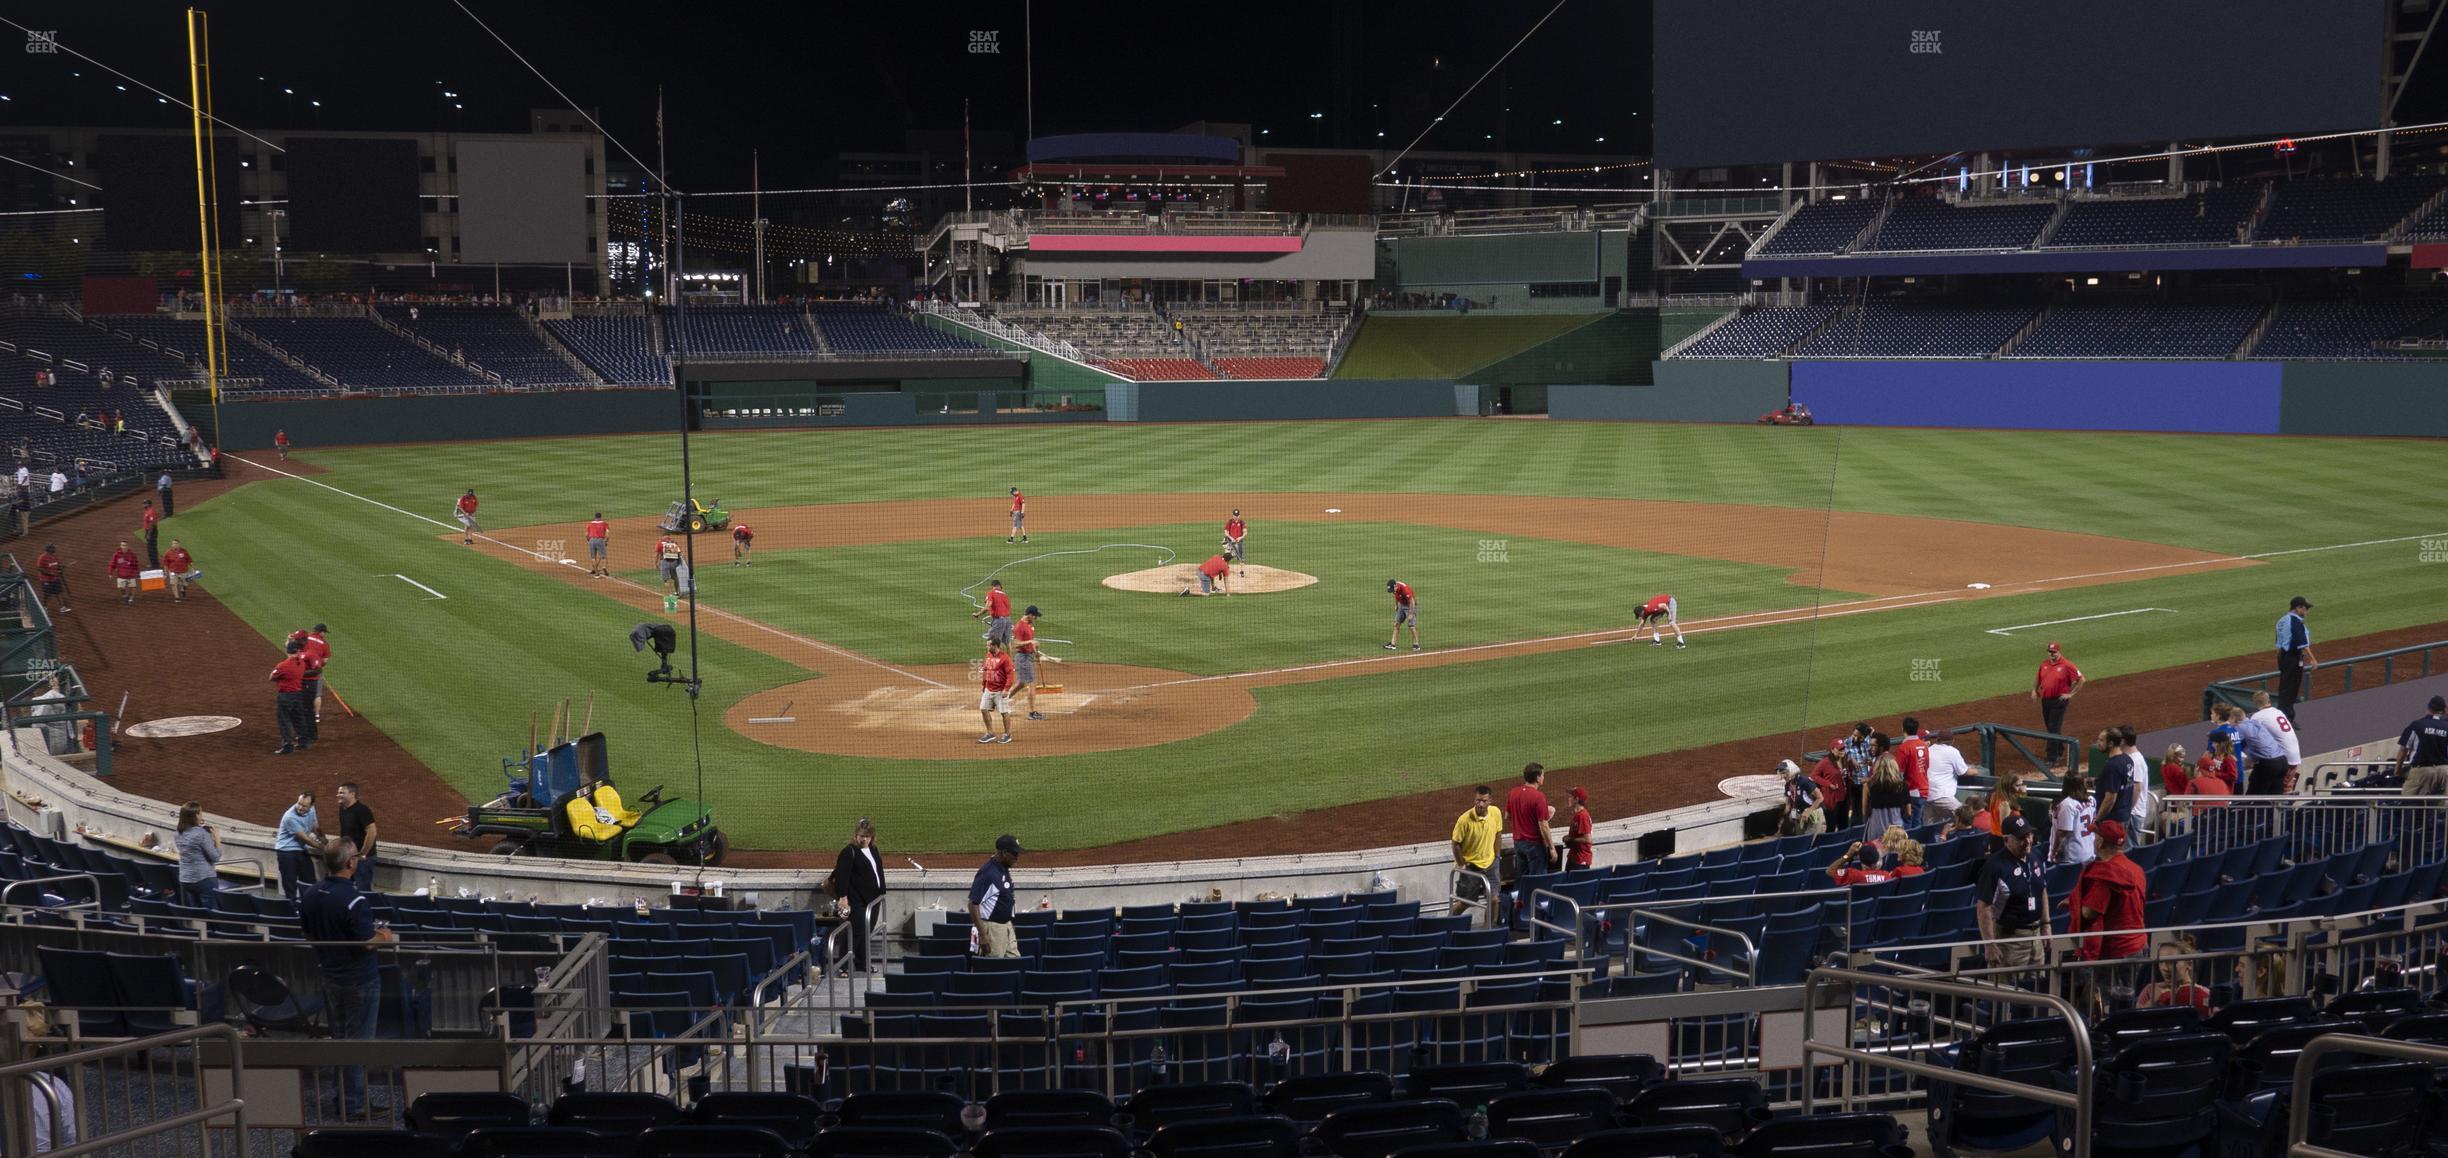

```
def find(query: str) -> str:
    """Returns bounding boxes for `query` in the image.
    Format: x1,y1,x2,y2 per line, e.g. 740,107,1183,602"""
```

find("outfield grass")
171,422,2448,850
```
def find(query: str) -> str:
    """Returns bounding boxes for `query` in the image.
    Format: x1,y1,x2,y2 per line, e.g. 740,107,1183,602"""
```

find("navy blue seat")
1926,1017,2074,1158
1121,1082,1259,1133
1405,1062,1530,1104
1560,1125,1724,1158
1624,1079,1769,1139
1536,1053,1662,1101
2052,1033,2232,1158
460,1126,626,1157
2204,997,2314,1045
292,1130,453,1158
549,1092,684,1132
1260,1069,1394,1122
1310,1099,1468,1158
806,1126,960,1157
969,1125,1132,1158
2223,1020,2359,1096
405,1091,532,1139
1735,1113,1905,1158
688,1093,824,1150
1142,1113,1299,1158
634,1125,791,1157
2093,1006,2203,1059
986,1088,1116,1130
2211,1058,2432,1158
1486,1087,1620,1152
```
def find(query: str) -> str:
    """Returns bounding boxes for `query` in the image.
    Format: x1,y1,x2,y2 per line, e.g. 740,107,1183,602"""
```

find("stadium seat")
633,1125,792,1157
2212,1058,2433,1158
1261,1070,1393,1122
459,1126,627,1157
292,1131,454,1158
1121,1083,1257,1134
1734,1113,1907,1158
1309,1099,1469,1158
548,1092,683,1133
1560,1125,1725,1158
1623,1079,1770,1138
1485,1088,1621,1151
688,1093,825,1150
806,1126,962,1158
2054,1032,2233,1158
406,1091,533,1139
1926,1017,2075,1157
1142,1113,1300,1158
970,1125,1134,1158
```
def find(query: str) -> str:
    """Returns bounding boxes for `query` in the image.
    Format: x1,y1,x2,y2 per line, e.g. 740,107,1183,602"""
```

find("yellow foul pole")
185,8,223,435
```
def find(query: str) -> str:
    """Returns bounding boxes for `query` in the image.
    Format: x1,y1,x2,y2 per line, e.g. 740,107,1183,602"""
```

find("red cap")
2047,641,2061,653
2095,819,2128,846
1569,787,1588,803
288,629,309,641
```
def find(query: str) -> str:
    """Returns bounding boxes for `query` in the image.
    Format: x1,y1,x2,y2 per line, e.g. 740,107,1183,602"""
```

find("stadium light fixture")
283,87,292,94
1309,112,1323,119
0,95,10,102
1551,119,1562,125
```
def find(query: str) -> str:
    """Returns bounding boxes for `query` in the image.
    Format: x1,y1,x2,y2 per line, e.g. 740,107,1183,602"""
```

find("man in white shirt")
12,464,27,491
2244,690,2303,794
46,470,65,496
2121,724,2149,809
1924,728,1968,824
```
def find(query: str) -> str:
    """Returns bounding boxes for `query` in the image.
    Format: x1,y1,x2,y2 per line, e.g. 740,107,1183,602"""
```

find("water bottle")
427,875,441,898
960,1099,988,1135
635,897,650,917
1039,894,1052,911
1150,1042,1169,1081
534,965,551,989
1467,1105,1489,1141
1267,1030,1290,1066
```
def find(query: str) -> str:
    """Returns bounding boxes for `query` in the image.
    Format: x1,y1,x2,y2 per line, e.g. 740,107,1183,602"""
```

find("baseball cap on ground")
995,834,1024,855
2095,819,2129,847
1998,813,2034,840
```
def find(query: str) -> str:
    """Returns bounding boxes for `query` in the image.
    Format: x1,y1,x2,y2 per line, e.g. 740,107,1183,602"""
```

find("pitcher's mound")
1104,563,1319,595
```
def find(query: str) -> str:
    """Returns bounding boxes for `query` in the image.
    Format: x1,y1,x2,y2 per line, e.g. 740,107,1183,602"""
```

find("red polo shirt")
1390,582,1414,607
1011,491,1025,512
1012,619,1037,654
270,655,309,693
981,652,1016,692
141,506,158,531
1199,555,1230,580
457,494,479,516
2036,656,2083,699
108,550,139,579
1567,809,1592,868
1505,783,1549,845
985,589,1011,617
1641,594,1671,617
1225,517,1246,540
35,553,63,582
304,633,330,665
732,525,753,543
163,547,191,573
585,518,609,541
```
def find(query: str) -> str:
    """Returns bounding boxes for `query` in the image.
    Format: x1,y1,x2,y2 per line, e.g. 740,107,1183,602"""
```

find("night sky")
1,1,1653,191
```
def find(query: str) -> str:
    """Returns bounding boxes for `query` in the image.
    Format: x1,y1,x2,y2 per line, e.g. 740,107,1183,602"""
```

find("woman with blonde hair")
2137,935,2214,1016
1862,745,1912,838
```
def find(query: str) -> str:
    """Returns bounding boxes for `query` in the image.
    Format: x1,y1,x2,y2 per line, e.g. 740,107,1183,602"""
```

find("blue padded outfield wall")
1790,361,2284,434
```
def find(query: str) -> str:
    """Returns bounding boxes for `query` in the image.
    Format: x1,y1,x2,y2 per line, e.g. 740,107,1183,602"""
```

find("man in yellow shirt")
1450,785,1504,926
565,768,642,842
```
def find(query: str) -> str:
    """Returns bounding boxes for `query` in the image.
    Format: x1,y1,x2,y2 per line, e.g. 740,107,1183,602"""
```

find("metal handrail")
0,1023,247,1158
0,873,101,909
1857,892,2448,968
1629,909,1759,983
2285,1034,2448,1158
1803,967,2093,1158
1447,865,1497,928
2203,640,2443,718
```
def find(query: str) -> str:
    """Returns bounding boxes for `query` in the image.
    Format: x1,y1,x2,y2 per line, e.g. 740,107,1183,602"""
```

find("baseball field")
98,419,2448,855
